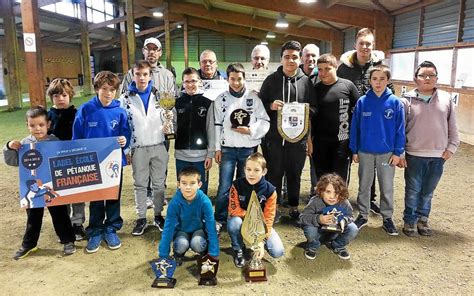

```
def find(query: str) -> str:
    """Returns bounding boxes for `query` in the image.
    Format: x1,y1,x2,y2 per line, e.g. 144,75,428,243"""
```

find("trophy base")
198,277,217,286
151,277,177,288
321,225,342,233
244,267,267,282
165,134,175,140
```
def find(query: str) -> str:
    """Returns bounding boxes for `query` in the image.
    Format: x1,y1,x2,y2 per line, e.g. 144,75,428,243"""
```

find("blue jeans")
403,154,445,224
302,223,359,251
173,229,207,256
176,159,208,194
214,147,255,224
227,216,284,258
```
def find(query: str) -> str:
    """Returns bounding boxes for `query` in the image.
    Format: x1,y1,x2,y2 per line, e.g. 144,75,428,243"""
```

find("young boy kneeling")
227,152,284,268
300,174,359,260
158,167,219,265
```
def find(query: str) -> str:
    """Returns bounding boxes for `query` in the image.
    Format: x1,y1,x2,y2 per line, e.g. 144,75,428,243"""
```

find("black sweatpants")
262,139,307,207
22,205,75,249
312,139,351,184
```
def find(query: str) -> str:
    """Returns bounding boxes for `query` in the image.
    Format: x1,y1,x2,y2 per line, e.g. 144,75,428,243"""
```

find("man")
399,61,459,237
312,54,359,184
198,49,227,80
337,28,392,215
119,37,176,95
251,45,270,70
259,41,316,221
300,43,320,85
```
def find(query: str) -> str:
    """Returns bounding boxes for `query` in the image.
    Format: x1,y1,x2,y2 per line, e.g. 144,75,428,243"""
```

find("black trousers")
262,139,307,207
312,139,351,184
22,205,75,249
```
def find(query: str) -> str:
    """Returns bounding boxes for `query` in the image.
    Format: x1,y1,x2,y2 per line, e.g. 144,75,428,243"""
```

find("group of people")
4,28,459,280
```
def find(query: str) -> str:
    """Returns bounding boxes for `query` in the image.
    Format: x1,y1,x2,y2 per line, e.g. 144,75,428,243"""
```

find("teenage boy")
259,41,316,220
73,71,131,253
158,167,219,265
214,63,270,234
175,67,215,194
119,60,169,236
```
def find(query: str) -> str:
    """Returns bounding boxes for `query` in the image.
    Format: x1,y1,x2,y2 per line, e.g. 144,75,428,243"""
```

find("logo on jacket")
110,120,119,130
246,98,253,107
197,107,207,117
384,109,394,119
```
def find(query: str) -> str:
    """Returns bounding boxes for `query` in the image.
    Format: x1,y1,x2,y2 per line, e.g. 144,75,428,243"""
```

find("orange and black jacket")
228,176,277,238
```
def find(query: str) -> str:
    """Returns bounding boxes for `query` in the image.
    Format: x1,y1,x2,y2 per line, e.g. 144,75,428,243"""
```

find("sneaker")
402,222,418,237
146,197,154,209
382,218,399,236
215,221,223,237
73,225,87,241
370,201,381,215
104,230,121,250
332,247,350,260
63,242,76,256
86,235,103,253
233,249,246,268
417,217,433,236
13,246,38,260
354,215,368,229
154,215,165,232
274,209,282,224
131,218,148,236
289,208,300,220
304,248,318,260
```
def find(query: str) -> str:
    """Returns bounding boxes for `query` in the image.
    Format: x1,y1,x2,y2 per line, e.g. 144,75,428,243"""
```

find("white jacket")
214,89,270,150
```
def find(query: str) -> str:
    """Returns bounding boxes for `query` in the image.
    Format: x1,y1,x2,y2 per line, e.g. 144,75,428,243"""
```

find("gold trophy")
241,190,268,282
158,91,176,140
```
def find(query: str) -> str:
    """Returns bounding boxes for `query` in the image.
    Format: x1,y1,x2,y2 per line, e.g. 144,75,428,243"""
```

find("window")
418,50,453,85
39,0,116,26
455,48,474,87
390,52,416,81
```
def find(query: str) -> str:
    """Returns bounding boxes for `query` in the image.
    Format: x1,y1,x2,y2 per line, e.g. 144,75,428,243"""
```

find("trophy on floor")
241,190,268,282
158,91,176,140
197,254,219,286
150,257,177,288
320,206,347,233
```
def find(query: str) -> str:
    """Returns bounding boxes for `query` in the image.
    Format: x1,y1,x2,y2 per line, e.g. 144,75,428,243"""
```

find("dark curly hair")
315,173,349,201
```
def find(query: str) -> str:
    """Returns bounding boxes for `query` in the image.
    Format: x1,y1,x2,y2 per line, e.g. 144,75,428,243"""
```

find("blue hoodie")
72,96,131,165
127,81,152,113
159,189,219,258
349,88,405,156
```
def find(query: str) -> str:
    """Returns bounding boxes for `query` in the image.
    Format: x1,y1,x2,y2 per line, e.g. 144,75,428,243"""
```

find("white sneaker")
146,197,154,209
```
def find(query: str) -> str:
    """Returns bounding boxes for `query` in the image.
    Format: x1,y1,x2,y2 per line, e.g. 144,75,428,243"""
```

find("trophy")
158,91,176,140
230,108,250,128
241,191,268,282
150,257,177,288
320,206,347,233
197,254,219,286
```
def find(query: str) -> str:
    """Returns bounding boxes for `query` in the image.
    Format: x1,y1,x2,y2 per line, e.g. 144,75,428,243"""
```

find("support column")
126,0,136,69
184,17,189,68
79,1,93,95
331,31,344,59
2,0,22,110
119,3,129,74
164,2,172,69
20,0,46,107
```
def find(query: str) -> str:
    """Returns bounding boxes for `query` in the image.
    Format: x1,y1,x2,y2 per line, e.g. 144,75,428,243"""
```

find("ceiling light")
299,0,317,3
266,32,276,39
261,41,268,45
276,13,289,28
153,11,163,18
177,24,182,29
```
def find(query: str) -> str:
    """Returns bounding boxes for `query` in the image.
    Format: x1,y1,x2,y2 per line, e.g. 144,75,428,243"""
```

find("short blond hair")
246,152,267,170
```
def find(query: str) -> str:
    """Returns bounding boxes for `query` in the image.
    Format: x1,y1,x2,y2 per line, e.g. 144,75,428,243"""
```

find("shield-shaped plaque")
277,102,310,143
320,205,347,233
197,254,219,286
150,257,177,288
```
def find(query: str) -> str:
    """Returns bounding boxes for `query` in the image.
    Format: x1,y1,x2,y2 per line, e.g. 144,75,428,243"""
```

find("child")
227,152,284,268
349,65,405,235
158,167,219,265
214,63,270,235
119,60,169,236
4,106,76,259
300,174,358,260
46,78,86,241
174,67,215,195
73,71,131,253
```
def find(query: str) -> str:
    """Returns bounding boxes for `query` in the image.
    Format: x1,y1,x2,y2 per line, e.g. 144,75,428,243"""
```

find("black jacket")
47,105,77,140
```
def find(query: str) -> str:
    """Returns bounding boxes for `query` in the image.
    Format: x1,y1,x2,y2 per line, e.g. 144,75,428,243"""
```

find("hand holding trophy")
241,191,268,282
159,91,176,140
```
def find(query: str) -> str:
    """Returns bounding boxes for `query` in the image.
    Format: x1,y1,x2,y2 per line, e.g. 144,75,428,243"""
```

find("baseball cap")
144,37,161,49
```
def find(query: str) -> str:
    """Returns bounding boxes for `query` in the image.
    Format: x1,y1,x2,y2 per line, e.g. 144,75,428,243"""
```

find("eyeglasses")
143,47,160,52
183,79,199,85
416,74,437,79
200,59,216,65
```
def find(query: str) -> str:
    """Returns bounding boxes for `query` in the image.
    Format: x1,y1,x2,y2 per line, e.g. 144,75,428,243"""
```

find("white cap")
144,37,161,49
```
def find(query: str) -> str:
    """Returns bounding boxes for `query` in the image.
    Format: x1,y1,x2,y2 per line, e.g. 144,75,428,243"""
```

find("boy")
158,167,219,265
73,71,131,253
174,67,215,195
349,65,405,235
46,78,86,241
4,106,76,259
214,63,270,234
119,60,169,236
300,174,359,260
227,152,284,268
